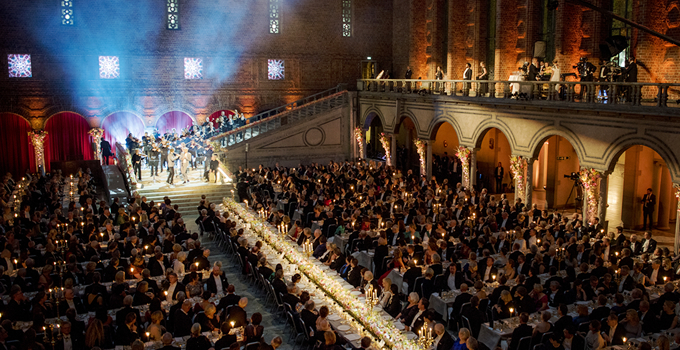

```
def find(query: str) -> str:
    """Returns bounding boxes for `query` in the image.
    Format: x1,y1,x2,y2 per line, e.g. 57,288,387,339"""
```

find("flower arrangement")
221,198,419,350
579,168,601,222
379,132,391,166
509,155,526,201
455,146,471,188
28,130,48,170
413,138,426,175
674,184,680,212
88,128,104,160
354,127,364,159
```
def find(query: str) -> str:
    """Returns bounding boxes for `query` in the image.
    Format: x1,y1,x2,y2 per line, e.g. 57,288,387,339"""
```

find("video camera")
564,172,579,181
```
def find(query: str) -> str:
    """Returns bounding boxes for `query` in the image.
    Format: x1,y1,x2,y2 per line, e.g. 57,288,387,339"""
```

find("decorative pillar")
390,133,397,168
426,141,433,180
28,130,48,173
598,174,609,228
379,132,392,167
579,168,602,224
88,128,104,161
455,146,471,189
658,167,672,229
510,155,527,205
413,138,427,176
525,158,534,209
354,127,365,160
469,148,478,188
674,184,680,254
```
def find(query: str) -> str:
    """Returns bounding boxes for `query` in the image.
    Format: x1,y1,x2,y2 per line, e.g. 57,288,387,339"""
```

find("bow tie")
63,336,70,340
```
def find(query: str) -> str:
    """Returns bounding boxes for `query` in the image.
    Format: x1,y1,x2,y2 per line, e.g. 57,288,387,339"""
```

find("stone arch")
471,120,516,153
604,135,680,182
0,112,31,125
528,126,586,161
427,116,463,142
101,111,146,149
153,107,197,126
394,111,423,137
360,107,386,131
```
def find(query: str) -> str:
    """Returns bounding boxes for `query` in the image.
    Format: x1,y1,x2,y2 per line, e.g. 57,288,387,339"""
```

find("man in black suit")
508,313,534,350
163,272,185,302
443,264,464,291
60,289,86,316
347,259,364,288
101,139,113,165
642,188,656,231
159,332,181,350
553,304,572,336
641,231,657,254
407,299,430,333
301,301,319,333
213,323,237,350
494,162,504,193
514,286,535,315
217,285,241,311
603,313,627,346
644,259,665,286
461,296,486,338
55,321,81,350
206,265,229,295
4,286,30,322
226,297,249,328
115,312,140,346
479,257,498,283
639,301,657,334
451,284,473,321
402,261,422,294
116,295,141,327
173,300,194,337
359,271,380,295
282,283,300,307
617,266,636,292
147,252,167,277
433,323,454,350
589,295,611,321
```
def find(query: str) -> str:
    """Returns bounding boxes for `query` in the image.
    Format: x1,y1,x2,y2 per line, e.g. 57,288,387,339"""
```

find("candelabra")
555,247,565,271
278,223,287,236
302,241,313,257
42,323,62,349
417,326,434,349
365,284,379,310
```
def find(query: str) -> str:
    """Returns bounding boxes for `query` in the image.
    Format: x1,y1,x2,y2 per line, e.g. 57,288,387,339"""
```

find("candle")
164,291,168,296
146,332,150,338
230,321,235,328
130,267,134,273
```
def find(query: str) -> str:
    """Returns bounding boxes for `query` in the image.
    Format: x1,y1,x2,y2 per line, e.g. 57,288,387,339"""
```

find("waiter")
642,188,655,231
494,162,504,193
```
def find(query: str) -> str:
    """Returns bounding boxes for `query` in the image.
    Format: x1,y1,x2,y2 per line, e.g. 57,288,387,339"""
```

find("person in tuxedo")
359,271,380,295
462,63,472,95
617,266,636,292
641,231,657,254
55,321,80,350
101,139,113,166
433,323,454,350
508,313,534,350
461,296,486,338
116,295,141,327
642,188,656,231
158,332,181,350
405,66,413,79
644,259,665,286
217,285,241,311
115,312,140,346
402,261,422,293
206,265,228,296
479,257,498,283
163,272,185,302
602,313,626,346
147,252,167,277
173,300,194,337
494,162,504,193
226,297,249,328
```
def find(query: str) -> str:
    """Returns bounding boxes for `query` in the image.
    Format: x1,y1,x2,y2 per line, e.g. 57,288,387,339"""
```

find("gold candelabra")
42,323,62,349
365,284,379,310
303,241,313,257
417,326,434,349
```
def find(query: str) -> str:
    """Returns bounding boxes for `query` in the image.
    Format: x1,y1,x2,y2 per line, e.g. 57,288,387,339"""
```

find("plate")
343,284,354,290
406,333,417,340
345,334,361,341
328,315,341,321
395,323,404,330
337,325,351,331
350,291,361,296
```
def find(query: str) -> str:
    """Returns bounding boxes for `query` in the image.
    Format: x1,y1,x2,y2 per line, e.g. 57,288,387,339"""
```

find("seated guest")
452,327,472,350
115,312,140,346
602,313,626,346
186,323,212,350
195,304,220,332
397,292,420,325
585,320,605,350
509,313,533,350
282,283,300,307
245,312,264,343
433,323,454,350
301,300,319,333
659,300,678,331
205,265,228,296
320,331,343,350
493,290,515,319
159,332,181,350
217,284,241,311
620,309,642,339
532,311,553,346
227,297,249,328
173,300,194,337
213,322,237,350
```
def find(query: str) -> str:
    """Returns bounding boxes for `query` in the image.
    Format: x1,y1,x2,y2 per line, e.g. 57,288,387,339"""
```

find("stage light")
267,59,285,80
184,57,203,79
7,54,32,78
99,56,120,79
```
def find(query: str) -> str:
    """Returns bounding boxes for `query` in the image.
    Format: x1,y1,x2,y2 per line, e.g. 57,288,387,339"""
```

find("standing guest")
101,139,113,166
167,148,178,185
477,62,489,96
132,150,143,181
642,188,656,231
462,63,472,95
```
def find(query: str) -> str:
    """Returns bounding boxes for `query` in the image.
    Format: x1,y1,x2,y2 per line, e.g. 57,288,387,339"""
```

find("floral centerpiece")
28,130,48,170
413,139,426,175
354,127,365,159
579,168,601,222
455,146,471,188
379,132,391,166
509,155,526,201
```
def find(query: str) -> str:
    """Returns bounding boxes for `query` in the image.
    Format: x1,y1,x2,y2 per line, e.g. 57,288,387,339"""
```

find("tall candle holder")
365,284,379,310
417,325,434,349
42,323,62,349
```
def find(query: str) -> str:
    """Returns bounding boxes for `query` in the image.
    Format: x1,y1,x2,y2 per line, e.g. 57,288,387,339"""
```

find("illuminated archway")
530,135,581,210
395,116,418,173
473,127,512,194
430,121,461,183
207,110,237,128
101,112,145,153
366,113,385,160
44,112,93,170
156,111,194,135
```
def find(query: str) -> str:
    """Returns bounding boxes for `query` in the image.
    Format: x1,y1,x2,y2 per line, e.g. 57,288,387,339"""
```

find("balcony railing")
357,79,680,108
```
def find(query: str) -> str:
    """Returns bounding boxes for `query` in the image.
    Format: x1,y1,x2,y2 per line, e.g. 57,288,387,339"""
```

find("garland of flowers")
579,168,602,222
509,155,526,201
674,184,680,213
413,138,427,175
354,127,365,159
28,130,48,171
455,146,471,188
379,132,391,166
88,128,104,161
222,198,419,350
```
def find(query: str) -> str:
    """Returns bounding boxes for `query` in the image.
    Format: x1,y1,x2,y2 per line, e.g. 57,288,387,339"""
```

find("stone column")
426,141,433,180
658,167,672,229
525,159,534,209
599,174,609,229
469,148,478,189
674,184,680,254
390,133,397,168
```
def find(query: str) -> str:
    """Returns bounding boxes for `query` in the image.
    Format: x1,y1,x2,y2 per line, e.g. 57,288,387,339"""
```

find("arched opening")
0,113,35,177
156,111,194,135
395,116,418,173
366,114,385,160
44,112,93,170
605,145,676,234
531,135,581,210
102,112,145,154
430,121,460,183
475,128,511,194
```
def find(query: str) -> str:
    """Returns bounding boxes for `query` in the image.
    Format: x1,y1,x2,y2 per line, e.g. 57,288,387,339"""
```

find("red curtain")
102,112,145,156
44,112,93,170
207,110,236,127
156,111,194,135
0,113,35,178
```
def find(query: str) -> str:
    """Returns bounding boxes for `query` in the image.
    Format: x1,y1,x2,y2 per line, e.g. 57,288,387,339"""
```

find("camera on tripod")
564,172,579,181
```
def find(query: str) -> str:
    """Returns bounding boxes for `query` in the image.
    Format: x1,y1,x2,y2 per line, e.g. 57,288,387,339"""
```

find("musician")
160,140,169,172
180,147,191,184
126,133,140,153
132,150,143,181
101,139,113,165
167,148,178,185
148,145,160,179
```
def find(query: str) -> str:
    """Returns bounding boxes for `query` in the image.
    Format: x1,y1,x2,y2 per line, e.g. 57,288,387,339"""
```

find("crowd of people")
235,159,680,350
0,170,286,350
